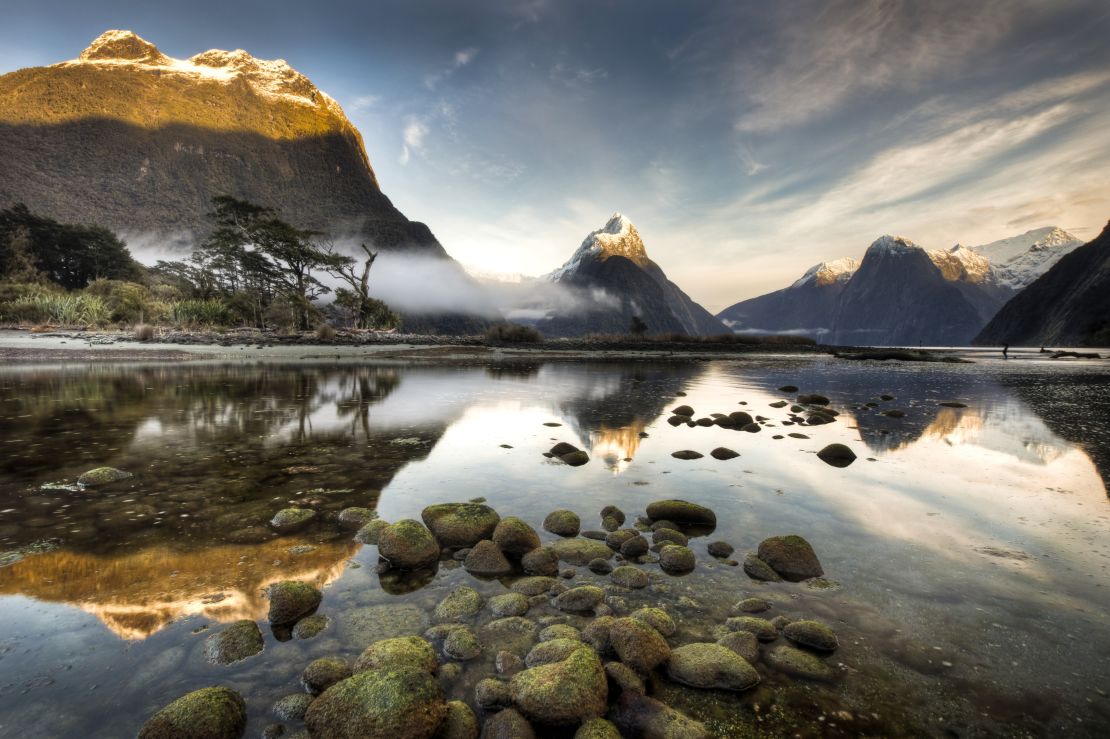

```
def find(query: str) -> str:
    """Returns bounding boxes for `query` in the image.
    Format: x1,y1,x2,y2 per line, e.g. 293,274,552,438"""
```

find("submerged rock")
600,505,626,526
434,586,484,622
757,535,824,581
267,581,322,626
765,644,834,681
672,405,695,417
272,693,313,722
610,692,708,739
138,687,246,739
734,597,771,614
659,545,696,573
293,613,329,639
378,519,440,570
521,546,560,575
706,541,734,558
717,631,760,663
610,566,649,589
630,607,675,637
726,616,778,642
652,528,688,547
554,585,605,612
645,500,716,526
783,620,839,651
443,627,482,661
354,519,390,545
610,617,670,673
337,507,376,530
742,553,783,582
604,661,645,695
666,643,760,691
619,535,649,558
270,508,317,534
543,510,582,537
302,657,352,695
816,443,857,468
204,620,263,665
489,592,530,617
551,537,612,566
353,636,438,674
588,558,613,574
510,645,608,725
421,503,500,548
77,466,132,487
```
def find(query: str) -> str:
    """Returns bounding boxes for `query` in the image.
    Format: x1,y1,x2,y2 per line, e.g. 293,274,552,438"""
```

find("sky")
2,0,1110,311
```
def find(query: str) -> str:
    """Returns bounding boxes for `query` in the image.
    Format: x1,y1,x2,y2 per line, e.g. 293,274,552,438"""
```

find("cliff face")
0,30,443,254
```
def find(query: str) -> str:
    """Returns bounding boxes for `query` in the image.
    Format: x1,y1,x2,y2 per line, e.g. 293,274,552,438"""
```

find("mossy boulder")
600,505,625,526
742,553,783,582
706,541,734,558
354,636,438,674
489,592,530,617
734,597,771,614
816,443,857,468
582,616,616,654
510,576,557,596
204,620,263,665
436,700,478,739
302,657,352,695
270,508,317,534
434,586,484,622
765,645,834,680
645,500,716,526
666,643,760,691
619,535,649,558
304,666,447,738
421,503,500,548
539,624,580,642
77,466,132,487
659,545,696,573
606,529,638,551
137,686,246,739
610,566,649,589
266,581,322,626
379,519,440,570
525,638,583,667
604,661,645,695
474,677,512,710
610,692,708,739
480,708,535,739
443,627,482,661
717,631,760,662
652,528,688,547
463,540,512,576
783,620,839,651
554,585,605,612
337,507,377,530
574,718,621,739
510,645,608,725
610,617,670,673
543,510,581,537
630,607,675,637
757,535,824,581
521,546,560,576
726,616,778,642
354,519,390,545
492,516,541,554
550,538,612,566
271,693,313,722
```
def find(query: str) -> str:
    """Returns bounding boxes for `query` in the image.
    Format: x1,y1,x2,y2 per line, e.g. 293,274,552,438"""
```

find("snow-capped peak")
60,30,339,113
927,244,993,284
547,212,649,282
866,234,921,257
968,226,1083,290
791,257,859,288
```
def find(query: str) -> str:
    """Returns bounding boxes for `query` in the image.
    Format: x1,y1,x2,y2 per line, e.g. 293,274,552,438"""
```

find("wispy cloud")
549,62,607,88
400,118,429,165
424,46,479,89
349,94,380,112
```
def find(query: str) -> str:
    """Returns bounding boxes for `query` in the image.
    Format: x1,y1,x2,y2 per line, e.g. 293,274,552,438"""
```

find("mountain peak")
80,30,168,64
548,212,650,282
866,234,921,257
792,257,859,288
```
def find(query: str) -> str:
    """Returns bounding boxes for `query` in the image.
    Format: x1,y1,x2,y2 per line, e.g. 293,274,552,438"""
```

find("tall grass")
3,293,111,326
170,298,236,327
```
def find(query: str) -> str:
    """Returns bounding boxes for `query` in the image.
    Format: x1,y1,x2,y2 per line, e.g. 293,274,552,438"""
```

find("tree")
326,243,400,330
0,204,139,289
629,315,648,336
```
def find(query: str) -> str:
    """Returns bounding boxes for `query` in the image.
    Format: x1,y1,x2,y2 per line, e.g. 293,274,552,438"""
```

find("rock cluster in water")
140,496,839,738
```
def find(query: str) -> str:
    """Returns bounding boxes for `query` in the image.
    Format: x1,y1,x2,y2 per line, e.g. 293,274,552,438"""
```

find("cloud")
549,62,608,88
424,46,479,89
400,118,429,165
349,94,380,112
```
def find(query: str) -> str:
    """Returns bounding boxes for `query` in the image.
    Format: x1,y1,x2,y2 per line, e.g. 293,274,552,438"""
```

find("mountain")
829,235,996,346
0,30,443,254
968,226,1083,290
717,258,858,339
975,221,1110,347
533,214,726,337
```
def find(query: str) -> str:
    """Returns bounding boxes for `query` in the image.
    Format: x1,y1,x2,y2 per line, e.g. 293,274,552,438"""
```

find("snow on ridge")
791,257,859,288
927,244,993,284
547,212,647,282
59,30,338,111
968,226,1083,289
866,234,921,257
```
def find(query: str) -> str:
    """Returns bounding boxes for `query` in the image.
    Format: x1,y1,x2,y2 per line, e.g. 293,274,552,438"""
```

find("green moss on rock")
266,581,322,626
354,636,438,674
304,667,447,738
510,645,607,725
420,503,500,548
137,686,246,739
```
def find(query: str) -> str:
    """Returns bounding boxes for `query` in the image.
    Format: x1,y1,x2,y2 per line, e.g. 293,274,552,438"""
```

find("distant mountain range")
527,214,726,337
719,227,1084,346
976,221,1110,347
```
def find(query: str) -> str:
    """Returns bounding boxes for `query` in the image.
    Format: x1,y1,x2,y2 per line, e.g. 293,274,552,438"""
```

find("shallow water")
1,354,1109,737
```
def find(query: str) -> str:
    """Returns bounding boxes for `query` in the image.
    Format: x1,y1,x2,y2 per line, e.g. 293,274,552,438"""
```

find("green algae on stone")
717,630,760,663
433,586,484,622
337,507,376,530
354,636,438,674
378,519,440,570
539,623,580,642
77,466,132,487
266,580,322,626
525,637,583,667
488,592,530,617
765,644,834,681
510,645,608,725
742,553,783,582
420,503,500,548
292,613,330,639
354,518,389,545
436,700,478,739
550,537,612,566
492,516,541,553
574,717,622,739
480,708,535,739
666,643,761,691
610,565,649,589
610,692,708,739
270,507,317,534
463,539,512,576
302,657,352,695
543,509,581,537
604,661,645,695
138,686,246,739
609,617,670,673
304,667,447,738
726,616,778,642
629,607,675,637
554,585,605,612
783,620,839,651
271,693,313,722
659,544,696,573
510,576,557,596
521,545,559,575
204,619,263,665
341,603,427,646
443,626,482,661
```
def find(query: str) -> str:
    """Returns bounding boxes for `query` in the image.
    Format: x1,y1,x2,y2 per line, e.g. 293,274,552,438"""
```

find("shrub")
134,324,156,341
484,323,543,343
3,293,111,326
316,323,337,340
170,298,236,327
85,279,166,323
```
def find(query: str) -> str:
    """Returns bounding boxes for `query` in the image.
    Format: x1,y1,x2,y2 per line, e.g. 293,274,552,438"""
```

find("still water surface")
0,355,1108,737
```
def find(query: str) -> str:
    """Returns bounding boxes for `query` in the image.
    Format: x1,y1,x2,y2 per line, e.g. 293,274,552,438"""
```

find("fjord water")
0,355,1108,737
